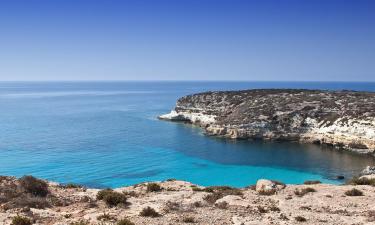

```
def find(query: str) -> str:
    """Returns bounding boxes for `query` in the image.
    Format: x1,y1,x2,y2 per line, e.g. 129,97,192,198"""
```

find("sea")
0,81,374,188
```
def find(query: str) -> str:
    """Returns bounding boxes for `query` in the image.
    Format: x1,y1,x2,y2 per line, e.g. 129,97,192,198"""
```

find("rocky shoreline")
1,175,375,225
159,89,375,155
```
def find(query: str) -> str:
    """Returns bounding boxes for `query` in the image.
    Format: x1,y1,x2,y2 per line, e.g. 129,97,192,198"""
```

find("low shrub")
139,206,161,217
63,183,83,189
347,177,375,186
69,220,90,225
294,188,316,197
11,216,32,225
258,189,276,196
295,216,307,222
97,213,116,221
117,219,135,225
303,180,321,185
182,216,196,223
10,196,50,209
97,189,128,207
191,187,205,192
203,192,223,204
146,183,162,192
215,201,228,209
203,186,243,204
269,206,281,212
19,176,49,197
345,188,363,196
97,189,113,200
257,206,268,213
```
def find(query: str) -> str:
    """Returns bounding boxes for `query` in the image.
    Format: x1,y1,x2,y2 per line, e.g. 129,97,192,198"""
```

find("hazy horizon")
1,0,374,82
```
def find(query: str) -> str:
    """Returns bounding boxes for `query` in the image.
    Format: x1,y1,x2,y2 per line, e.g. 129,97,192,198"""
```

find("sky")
0,0,374,81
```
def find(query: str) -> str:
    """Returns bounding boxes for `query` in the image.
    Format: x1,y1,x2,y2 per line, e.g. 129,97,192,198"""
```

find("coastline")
159,89,375,155
1,175,375,225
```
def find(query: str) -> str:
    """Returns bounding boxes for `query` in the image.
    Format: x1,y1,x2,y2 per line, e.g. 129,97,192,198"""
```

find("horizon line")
0,80,375,83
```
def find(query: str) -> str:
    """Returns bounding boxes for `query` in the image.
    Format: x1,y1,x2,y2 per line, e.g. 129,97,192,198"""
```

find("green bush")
11,216,32,225
345,188,363,196
97,189,113,200
97,189,128,207
139,206,161,217
146,183,162,192
19,176,49,197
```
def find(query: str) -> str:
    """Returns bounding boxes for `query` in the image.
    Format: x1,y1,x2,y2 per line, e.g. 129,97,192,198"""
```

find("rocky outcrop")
159,89,375,154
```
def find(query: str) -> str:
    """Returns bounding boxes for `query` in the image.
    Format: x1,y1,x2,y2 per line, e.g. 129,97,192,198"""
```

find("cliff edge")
159,89,375,154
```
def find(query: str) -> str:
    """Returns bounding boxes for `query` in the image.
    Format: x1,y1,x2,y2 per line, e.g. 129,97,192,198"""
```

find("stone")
361,166,375,175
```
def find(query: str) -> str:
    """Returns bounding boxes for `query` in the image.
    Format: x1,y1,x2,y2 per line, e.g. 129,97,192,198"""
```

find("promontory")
159,89,375,154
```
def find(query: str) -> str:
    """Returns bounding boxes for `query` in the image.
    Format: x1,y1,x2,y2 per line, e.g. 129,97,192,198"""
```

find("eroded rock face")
159,89,375,154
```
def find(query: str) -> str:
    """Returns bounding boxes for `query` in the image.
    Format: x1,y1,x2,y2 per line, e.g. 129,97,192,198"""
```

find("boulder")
361,166,375,176
255,179,285,194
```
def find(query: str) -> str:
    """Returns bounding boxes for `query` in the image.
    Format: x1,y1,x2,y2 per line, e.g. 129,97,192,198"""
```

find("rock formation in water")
159,89,375,154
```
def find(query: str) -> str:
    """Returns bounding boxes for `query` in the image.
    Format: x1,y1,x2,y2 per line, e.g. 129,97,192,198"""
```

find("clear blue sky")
0,0,374,81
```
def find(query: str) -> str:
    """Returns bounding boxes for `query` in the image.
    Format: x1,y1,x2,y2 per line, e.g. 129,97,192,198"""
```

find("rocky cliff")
159,89,375,154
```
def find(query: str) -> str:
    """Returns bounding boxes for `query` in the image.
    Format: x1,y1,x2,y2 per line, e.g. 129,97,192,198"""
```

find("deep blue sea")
0,81,374,188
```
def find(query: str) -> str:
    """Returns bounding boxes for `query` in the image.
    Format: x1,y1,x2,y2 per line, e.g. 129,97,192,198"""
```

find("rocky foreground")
1,175,375,225
159,89,375,154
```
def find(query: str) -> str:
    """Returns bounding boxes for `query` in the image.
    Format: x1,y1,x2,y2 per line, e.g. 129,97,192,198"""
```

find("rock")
359,174,375,180
361,166,375,175
159,89,375,154
335,175,345,180
255,179,283,194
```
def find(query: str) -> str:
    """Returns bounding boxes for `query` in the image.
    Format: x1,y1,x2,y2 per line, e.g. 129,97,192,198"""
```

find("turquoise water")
0,81,374,188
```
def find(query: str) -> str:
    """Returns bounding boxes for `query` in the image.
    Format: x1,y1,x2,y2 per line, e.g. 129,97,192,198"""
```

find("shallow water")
0,81,374,188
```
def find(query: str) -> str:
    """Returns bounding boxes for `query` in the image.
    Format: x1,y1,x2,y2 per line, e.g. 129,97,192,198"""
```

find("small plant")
146,183,162,192
347,177,375,186
116,219,135,225
191,187,205,192
19,175,49,197
182,216,196,223
11,216,32,225
257,206,268,213
166,178,177,181
192,201,202,207
97,189,113,200
215,201,228,209
97,189,128,207
69,220,90,225
97,213,116,221
64,183,83,189
345,188,363,196
258,189,276,196
139,206,161,217
295,216,307,222
269,206,281,212
303,180,321,185
203,192,223,204
294,188,316,197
